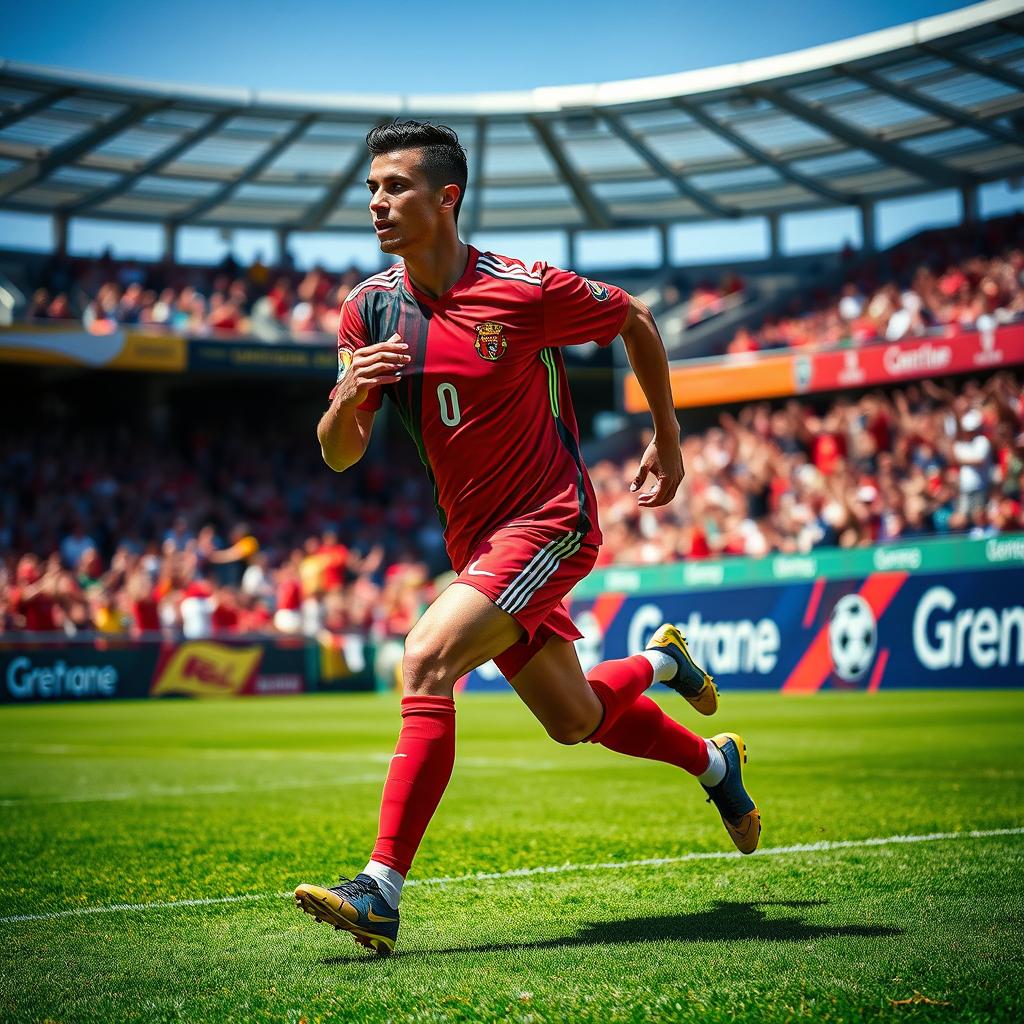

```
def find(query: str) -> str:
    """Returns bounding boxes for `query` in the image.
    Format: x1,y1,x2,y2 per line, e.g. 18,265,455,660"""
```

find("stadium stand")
725,213,1024,355
11,249,709,345
3,361,1021,639
17,251,366,341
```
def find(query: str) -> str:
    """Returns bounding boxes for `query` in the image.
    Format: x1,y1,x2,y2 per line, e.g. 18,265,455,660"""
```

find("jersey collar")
403,245,478,306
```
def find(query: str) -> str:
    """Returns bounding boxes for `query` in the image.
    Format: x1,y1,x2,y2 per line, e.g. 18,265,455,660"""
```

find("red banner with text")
625,324,1024,411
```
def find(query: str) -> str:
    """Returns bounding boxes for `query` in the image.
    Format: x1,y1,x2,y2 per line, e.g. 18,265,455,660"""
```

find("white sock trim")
640,649,676,683
362,860,405,910
698,739,726,786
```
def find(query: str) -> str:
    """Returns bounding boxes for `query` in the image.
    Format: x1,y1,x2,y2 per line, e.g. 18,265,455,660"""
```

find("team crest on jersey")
336,348,353,383
475,321,508,361
585,279,609,302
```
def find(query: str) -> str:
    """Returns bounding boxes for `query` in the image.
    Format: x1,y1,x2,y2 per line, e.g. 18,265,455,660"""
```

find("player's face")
366,149,444,256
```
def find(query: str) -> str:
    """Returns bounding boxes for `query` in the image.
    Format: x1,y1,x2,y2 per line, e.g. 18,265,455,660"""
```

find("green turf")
0,690,1021,1024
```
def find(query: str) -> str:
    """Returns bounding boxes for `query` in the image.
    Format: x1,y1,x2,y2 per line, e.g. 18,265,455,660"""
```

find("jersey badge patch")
474,321,508,361
585,279,609,302
336,348,353,383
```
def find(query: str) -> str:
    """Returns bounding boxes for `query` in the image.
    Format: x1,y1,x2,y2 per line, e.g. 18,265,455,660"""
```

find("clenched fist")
335,333,410,407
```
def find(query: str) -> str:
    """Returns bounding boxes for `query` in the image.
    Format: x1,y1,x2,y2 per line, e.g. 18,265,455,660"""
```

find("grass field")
0,690,1021,1024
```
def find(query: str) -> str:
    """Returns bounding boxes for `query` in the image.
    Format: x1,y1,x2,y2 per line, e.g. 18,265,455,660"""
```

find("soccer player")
295,121,759,954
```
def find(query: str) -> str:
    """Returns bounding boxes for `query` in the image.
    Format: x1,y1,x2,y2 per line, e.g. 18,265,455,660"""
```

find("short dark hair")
366,120,468,223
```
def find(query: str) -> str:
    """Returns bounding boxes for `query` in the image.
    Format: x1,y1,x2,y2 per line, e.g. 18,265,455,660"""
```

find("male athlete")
295,121,759,954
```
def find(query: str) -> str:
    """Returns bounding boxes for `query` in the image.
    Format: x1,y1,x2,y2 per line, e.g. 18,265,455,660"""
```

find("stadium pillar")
54,212,68,257
659,224,671,268
162,222,177,262
859,202,876,254
276,227,290,268
961,184,979,225
768,214,781,261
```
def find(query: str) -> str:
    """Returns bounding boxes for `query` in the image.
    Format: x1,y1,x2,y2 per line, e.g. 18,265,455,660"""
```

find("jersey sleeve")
329,298,382,412
536,264,629,349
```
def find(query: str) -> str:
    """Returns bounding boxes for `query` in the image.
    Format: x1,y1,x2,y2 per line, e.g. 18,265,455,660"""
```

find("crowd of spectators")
726,214,1024,356
24,251,742,344
2,370,1021,638
24,250,370,341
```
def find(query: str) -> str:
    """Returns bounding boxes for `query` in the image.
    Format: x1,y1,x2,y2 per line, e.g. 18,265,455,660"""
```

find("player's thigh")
507,635,602,745
402,580,525,694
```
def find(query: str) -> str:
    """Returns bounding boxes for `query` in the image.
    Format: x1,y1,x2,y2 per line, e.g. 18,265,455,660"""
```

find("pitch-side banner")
462,537,1024,691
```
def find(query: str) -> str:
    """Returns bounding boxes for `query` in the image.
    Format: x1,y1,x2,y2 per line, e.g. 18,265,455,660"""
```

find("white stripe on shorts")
495,531,582,616
504,535,582,615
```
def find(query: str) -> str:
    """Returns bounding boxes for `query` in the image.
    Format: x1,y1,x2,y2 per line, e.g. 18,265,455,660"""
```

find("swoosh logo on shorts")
467,559,497,577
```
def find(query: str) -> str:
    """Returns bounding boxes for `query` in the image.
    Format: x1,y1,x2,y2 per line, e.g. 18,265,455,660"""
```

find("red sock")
595,694,709,775
585,654,655,742
370,694,456,876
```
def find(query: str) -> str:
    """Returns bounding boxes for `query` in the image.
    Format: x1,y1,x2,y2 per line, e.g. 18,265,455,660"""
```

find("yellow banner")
151,642,262,698
0,325,185,373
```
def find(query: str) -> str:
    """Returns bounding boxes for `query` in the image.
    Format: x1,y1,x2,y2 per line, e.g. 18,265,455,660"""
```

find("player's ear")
439,183,461,216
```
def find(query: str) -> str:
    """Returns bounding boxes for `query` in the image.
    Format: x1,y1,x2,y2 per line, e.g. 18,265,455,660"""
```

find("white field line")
0,742,559,770
1,827,1020,926
0,776,388,806
0,758,564,807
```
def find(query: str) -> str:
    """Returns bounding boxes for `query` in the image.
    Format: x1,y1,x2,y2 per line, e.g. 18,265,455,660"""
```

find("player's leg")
365,582,522,879
294,581,523,953
507,634,760,855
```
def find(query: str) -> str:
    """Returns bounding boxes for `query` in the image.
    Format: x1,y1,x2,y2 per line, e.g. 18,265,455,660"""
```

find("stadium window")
177,227,278,267
0,211,53,253
979,179,1024,220
876,190,960,249
670,218,769,266
68,218,162,260
575,229,661,272
178,227,231,265
287,232,385,272
227,230,277,267
470,232,567,268
781,208,862,257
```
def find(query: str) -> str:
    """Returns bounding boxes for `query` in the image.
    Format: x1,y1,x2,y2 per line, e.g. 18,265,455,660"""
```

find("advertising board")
462,536,1024,692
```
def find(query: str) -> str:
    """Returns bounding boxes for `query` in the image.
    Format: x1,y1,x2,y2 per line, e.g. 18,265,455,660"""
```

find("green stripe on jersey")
541,347,560,417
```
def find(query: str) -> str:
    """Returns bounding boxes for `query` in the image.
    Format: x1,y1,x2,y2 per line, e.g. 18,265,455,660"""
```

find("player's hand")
337,333,409,406
629,433,685,507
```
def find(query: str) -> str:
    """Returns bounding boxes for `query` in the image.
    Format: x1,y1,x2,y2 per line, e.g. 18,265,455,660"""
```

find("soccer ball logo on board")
828,594,878,683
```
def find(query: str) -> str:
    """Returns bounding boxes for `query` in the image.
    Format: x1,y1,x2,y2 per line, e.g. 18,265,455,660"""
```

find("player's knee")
545,716,596,746
401,635,455,697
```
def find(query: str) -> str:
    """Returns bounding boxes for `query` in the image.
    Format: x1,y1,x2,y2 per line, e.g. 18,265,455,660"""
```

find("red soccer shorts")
452,523,599,680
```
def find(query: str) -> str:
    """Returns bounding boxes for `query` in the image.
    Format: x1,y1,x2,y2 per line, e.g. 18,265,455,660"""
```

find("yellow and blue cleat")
702,733,761,854
646,623,718,715
294,874,399,955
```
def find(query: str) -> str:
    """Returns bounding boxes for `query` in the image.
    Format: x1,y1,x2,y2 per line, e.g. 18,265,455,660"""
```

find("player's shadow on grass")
318,900,901,962
446,899,901,955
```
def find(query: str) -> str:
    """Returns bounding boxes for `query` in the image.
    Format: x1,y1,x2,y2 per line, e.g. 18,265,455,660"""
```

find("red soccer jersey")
330,247,629,570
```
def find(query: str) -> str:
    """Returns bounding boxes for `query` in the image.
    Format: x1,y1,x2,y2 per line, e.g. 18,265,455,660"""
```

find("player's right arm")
317,299,409,471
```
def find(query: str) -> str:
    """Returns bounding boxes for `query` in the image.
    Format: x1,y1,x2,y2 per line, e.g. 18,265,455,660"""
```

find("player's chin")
377,234,404,255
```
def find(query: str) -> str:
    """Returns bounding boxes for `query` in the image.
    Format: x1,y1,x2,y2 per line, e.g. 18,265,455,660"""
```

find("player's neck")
404,236,470,301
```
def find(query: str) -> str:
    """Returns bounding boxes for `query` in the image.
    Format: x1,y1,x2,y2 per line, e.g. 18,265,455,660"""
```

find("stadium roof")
1,0,1024,237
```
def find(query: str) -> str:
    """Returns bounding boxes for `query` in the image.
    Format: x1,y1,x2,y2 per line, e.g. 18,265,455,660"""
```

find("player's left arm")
618,294,684,508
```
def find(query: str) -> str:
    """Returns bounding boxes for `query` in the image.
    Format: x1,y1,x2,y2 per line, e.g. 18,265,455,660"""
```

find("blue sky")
1,0,977,94
3,0,1023,270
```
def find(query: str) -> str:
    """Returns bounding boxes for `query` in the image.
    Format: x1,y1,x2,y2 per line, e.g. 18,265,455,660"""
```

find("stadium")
1,0,1022,1020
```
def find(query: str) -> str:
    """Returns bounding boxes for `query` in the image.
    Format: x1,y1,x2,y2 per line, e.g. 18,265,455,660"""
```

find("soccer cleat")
646,623,718,715
702,732,761,854
294,874,400,955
